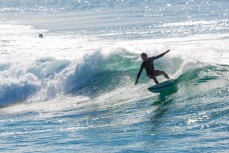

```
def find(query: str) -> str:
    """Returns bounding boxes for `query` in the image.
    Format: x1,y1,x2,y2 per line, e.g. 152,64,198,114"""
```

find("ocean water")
0,0,229,152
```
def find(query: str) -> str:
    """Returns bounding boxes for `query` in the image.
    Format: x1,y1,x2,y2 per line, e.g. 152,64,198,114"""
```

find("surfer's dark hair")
140,53,147,56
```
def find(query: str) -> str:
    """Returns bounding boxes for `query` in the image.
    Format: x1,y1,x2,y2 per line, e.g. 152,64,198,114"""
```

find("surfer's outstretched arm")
154,50,170,60
135,65,143,85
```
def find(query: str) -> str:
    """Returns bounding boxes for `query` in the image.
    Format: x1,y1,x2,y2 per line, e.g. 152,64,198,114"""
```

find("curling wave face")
0,22,229,107
1,40,228,107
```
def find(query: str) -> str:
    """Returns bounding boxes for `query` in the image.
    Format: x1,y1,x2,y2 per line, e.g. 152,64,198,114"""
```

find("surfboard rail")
148,79,174,93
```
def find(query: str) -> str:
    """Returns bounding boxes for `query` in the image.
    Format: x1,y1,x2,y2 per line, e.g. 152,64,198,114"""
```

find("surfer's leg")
148,75,159,84
162,71,170,79
154,70,170,79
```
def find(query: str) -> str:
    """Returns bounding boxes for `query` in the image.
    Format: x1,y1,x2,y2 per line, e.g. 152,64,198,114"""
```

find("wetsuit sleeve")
136,64,144,81
149,57,156,61
153,51,168,60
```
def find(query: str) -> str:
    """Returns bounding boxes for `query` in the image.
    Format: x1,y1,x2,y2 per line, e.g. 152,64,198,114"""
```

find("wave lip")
62,51,138,97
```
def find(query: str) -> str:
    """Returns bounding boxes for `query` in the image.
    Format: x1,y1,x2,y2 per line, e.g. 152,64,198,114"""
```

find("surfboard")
148,79,174,93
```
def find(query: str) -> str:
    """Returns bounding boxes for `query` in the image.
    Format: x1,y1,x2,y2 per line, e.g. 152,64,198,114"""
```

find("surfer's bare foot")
164,74,170,79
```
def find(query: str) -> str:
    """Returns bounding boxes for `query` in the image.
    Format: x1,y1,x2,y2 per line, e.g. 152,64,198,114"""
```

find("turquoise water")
0,0,229,152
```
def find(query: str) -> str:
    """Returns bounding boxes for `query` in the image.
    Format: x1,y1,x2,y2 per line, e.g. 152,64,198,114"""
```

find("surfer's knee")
155,70,164,76
160,71,169,79
161,71,166,75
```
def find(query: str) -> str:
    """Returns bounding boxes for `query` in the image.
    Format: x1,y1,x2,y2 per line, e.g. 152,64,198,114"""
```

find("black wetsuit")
135,51,170,84
136,57,156,80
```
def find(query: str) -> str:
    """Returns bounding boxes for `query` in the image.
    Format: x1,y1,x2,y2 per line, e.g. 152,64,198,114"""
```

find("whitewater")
0,0,229,152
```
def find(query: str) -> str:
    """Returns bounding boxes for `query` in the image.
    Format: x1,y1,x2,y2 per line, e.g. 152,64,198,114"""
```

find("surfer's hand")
165,50,170,53
135,80,138,85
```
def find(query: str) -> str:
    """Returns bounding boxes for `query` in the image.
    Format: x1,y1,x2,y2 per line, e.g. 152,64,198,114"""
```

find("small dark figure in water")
135,50,170,85
39,34,43,38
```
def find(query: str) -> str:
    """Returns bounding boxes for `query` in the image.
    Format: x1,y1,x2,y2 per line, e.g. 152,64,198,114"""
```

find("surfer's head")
140,53,148,61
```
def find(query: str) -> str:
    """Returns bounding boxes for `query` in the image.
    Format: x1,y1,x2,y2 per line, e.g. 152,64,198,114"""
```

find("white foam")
0,22,229,106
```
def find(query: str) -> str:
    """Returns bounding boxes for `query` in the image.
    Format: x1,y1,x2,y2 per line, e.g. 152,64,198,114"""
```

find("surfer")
135,50,170,85
39,34,43,38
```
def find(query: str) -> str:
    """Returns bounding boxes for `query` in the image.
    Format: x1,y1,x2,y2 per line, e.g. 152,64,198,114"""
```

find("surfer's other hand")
135,80,138,85
166,49,170,53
